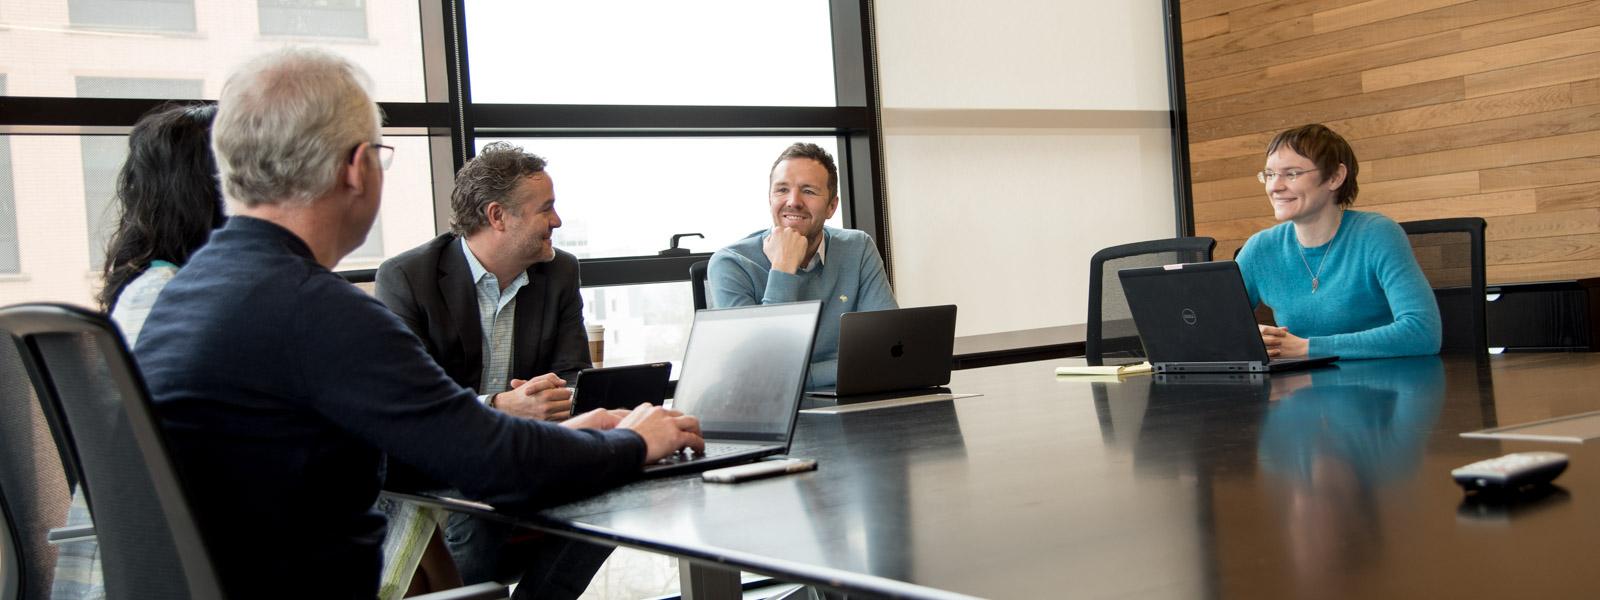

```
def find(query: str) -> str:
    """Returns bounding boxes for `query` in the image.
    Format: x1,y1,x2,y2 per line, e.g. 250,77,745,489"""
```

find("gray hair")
211,47,383,207
450,142,548,236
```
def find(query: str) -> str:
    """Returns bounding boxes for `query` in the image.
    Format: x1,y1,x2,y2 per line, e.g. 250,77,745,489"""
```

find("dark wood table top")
951,323,1087,369
532,353,1600,599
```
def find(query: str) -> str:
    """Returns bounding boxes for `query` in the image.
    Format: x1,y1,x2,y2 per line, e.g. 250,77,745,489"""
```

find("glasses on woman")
1257,168,1318,184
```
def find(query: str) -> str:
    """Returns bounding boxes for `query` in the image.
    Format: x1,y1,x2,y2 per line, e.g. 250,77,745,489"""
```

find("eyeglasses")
1257,168,1318,184
351,142,396,171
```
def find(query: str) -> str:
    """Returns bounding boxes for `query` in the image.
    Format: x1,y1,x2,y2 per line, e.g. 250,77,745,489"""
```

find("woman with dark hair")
97,103,226,344
1236,123,1441,360
54,103,223,599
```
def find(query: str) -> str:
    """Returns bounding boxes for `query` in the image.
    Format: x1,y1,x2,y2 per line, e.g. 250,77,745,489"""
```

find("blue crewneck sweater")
1236,210,1441,359
707,227,897,389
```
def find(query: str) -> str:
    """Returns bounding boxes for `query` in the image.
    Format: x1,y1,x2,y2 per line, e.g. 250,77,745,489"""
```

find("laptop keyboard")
653,442,749,465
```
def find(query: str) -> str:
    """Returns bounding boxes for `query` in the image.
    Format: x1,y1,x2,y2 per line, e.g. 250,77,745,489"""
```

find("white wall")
875,0,1179,336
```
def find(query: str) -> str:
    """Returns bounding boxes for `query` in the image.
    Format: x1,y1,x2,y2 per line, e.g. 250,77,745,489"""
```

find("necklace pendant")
1312,277,1319,293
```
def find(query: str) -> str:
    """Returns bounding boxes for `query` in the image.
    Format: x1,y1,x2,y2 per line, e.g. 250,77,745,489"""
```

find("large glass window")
465,1,836,106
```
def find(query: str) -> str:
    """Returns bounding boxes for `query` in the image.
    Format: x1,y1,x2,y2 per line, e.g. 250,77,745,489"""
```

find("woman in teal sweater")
1235,124,1441,360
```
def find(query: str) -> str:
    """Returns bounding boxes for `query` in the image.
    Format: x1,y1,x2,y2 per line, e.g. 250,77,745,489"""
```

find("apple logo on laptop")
1181,308,1198,325
890,341,905,358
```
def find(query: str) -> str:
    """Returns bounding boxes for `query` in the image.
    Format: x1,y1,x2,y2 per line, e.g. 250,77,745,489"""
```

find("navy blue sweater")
136,216,645,598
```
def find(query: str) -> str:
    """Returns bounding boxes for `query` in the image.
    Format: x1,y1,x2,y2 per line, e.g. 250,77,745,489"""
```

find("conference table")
492,353,1600,599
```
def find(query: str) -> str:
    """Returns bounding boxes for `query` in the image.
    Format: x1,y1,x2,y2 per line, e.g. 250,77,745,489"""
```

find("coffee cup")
586,323,605,368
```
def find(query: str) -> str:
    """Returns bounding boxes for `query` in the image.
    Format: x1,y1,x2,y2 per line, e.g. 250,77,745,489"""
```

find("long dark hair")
98,103,225,311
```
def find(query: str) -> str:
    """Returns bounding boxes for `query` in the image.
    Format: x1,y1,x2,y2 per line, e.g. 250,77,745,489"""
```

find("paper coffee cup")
586,323,605,368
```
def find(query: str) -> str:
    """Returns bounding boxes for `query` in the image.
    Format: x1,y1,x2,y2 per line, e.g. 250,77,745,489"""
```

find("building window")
69,0,197,32
259,0,368,39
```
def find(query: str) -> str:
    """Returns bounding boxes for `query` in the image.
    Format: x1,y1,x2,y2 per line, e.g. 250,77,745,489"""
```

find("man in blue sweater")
707,143,897,390
135,48,703,599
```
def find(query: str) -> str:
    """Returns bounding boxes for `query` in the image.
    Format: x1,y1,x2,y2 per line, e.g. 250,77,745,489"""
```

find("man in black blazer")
377,142,610,595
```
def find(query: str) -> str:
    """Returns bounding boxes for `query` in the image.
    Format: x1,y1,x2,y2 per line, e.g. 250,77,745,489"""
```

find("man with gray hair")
135,47,702,598
377,141,607,591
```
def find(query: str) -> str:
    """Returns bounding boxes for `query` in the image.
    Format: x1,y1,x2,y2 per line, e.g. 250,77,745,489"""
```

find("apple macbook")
644,300,821,477
809,304,957,399
1118,261,1337,374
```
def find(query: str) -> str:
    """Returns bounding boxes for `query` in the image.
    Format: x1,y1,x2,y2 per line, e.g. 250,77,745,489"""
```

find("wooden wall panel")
1182,1,1600,284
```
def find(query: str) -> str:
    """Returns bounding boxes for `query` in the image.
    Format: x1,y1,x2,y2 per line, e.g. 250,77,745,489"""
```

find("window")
69,0,197,32
465,1,836,106
259,0,368,39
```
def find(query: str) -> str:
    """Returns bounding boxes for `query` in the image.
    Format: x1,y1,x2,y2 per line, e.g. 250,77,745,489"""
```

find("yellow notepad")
1054,361,1153,378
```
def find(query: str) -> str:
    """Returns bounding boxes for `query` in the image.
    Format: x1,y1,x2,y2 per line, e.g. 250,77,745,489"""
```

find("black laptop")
643,300,821,477
1118,261,1337,374
571,363,671,413
809,304,957,398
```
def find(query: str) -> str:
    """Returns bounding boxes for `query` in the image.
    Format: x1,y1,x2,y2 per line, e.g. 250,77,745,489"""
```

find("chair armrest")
47,524,96,545
407,581,508,600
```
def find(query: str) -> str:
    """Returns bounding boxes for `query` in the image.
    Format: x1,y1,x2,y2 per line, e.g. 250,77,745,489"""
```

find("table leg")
678,559,742,600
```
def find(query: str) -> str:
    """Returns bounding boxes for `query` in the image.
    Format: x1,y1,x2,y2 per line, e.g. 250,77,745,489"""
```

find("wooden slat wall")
1179,0,1600,283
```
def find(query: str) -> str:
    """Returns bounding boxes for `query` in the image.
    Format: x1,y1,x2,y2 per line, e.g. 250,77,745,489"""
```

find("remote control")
1451,452,1568,491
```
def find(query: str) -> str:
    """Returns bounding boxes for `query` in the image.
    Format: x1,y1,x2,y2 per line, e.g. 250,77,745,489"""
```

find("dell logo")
1181,308,1197,325
890,342,905,358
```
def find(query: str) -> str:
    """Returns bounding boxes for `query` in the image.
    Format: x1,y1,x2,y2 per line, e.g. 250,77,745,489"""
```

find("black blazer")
376,233,592,392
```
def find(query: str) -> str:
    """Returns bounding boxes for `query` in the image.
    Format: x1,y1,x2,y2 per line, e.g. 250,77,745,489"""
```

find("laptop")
809,304,958,399
1118,261,1337,374
643,300,821,477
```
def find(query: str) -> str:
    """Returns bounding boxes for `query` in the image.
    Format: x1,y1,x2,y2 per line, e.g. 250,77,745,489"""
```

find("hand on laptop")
496,374,574,421
1260,325,1309,359
764,226,809,274
619,403,705,464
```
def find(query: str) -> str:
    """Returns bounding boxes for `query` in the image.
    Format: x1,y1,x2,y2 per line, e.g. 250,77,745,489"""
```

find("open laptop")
1118,261,1337,374
643,300,821,477
809,304,958,399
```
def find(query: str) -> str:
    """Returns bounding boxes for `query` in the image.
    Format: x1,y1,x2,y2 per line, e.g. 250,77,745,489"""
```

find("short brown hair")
1265,124,1359,206
770,142,838,199
450,142,547,235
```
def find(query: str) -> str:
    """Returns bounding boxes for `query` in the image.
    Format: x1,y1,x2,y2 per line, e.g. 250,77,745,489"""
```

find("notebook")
809,304,958,399
643,300,821,477
1117,261,1337,374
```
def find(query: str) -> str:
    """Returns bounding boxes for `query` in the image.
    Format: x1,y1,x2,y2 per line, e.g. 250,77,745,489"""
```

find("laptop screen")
671,301,820,442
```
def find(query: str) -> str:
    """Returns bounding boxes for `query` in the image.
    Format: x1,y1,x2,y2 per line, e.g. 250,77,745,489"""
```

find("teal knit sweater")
1236,210,1442,359
707,227,898,389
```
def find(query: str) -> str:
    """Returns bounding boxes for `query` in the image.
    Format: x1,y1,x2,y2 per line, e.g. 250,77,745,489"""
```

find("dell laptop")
809,304,958,399
1118,261,1337,374
643,300,821,477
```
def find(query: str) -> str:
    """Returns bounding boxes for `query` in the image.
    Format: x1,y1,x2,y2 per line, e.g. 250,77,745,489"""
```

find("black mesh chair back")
1086,237,1216,365
0,315,78,600
0,303,223,599
690,260,710,311
1399,218,1487,354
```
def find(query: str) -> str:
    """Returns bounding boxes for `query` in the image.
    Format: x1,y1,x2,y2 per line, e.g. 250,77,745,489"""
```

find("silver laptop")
644,300,821,477
810,304,958,398
1118,261,1337,374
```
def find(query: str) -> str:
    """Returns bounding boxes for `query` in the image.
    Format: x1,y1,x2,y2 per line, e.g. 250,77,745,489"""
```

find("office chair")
1400,217,1488,355
0,303,219,598
0,312,89,600
1086,237,1216,365
690,260,710,311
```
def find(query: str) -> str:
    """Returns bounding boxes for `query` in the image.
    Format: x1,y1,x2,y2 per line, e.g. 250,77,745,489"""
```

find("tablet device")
571,362,671,413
